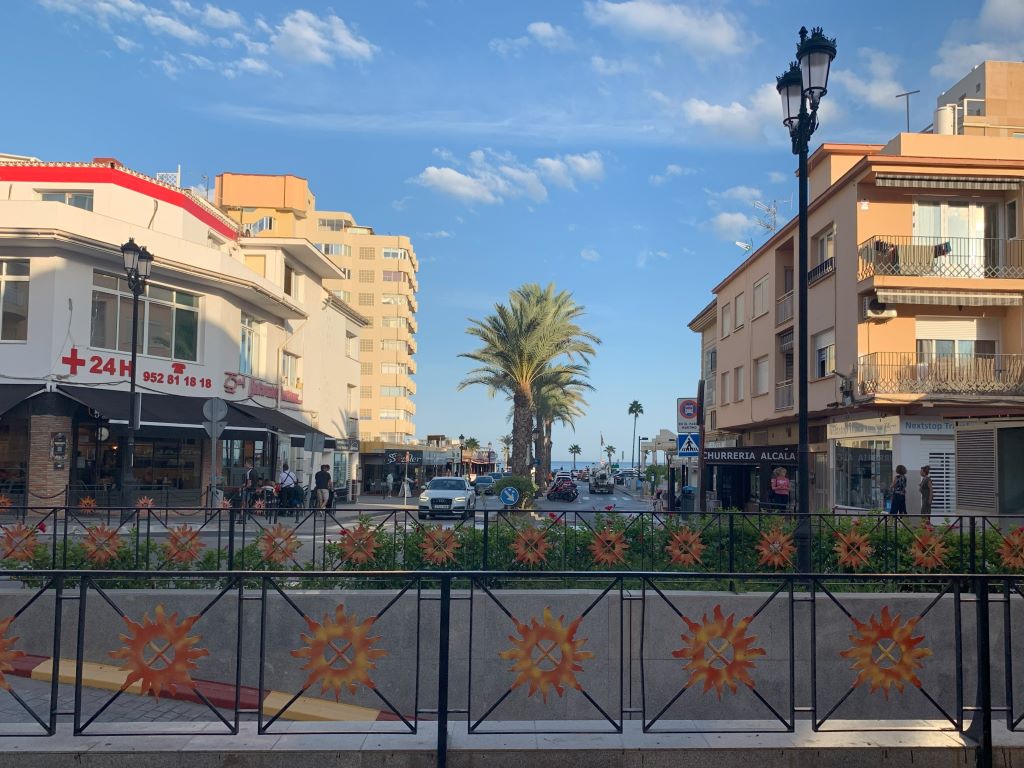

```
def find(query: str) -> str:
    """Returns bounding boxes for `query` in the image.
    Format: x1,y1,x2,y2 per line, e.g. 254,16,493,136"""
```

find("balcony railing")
858,235,1024,280
807,257,835,284
857,352,1024,396
775,290,794,325
775,379,793,410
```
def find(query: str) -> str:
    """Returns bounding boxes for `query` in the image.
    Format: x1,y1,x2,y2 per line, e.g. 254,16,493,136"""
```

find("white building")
0,156,366,504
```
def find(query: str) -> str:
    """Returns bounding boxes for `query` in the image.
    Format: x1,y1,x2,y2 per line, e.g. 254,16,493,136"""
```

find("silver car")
418,477,477,520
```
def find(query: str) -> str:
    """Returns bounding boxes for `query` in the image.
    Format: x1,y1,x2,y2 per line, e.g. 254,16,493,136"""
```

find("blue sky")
8,0,1021,462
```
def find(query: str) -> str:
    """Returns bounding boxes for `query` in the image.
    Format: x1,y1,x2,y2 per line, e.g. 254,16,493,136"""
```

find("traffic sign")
499,486,521,507
677,397,700,432
203,420,225,440
203,397,228,422
677,432,700,457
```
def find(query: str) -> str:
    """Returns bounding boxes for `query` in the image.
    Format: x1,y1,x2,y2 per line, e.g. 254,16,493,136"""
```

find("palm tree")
500,434,512,469
604,445,616,463
628,400,644,471
568,444,582,470
460,283,600,475
533,366,590,483
463,437,480,452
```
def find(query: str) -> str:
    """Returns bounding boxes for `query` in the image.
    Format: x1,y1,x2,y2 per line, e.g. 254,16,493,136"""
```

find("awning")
875,288,1022,307
875,174,1023,191
0,384,45,418
227,402,330,445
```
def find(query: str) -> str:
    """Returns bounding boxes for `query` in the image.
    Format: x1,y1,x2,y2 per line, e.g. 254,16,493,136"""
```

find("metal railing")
775,290,794,325
857,352,1024,396
775,379,794,410
858,235,1024,280
807,256,835,284
0,568,1013,767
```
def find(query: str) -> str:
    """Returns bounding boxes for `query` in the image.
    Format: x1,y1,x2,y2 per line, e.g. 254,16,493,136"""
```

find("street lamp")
458,433,464,476
777,26,836,573
120,237,154,501
638,436,648,491
531,424,541,482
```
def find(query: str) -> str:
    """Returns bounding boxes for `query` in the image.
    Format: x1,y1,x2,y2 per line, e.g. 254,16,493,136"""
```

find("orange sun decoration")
834,528,874,570
290,604,387,700
82,524,123,566
839,606,932,699
258,523,301,565
510,527,552,567
0,617,24,691
665,527,705,567
756,527,795,569
672,604,765,699
135,496,155,510
0,523,38,562
997,527,1024,571
909,524,949,571
162,525,205,565
109,605,209,699
337,525,380,565
77,496,97,511
0,496,11,510
419,527,460,566
499,607,593,702
589,527,629,566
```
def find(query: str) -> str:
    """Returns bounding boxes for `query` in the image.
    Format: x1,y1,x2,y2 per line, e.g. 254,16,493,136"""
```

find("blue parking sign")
499,486,521,507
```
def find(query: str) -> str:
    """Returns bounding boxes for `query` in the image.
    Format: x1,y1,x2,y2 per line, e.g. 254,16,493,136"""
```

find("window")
381,362,408,375
734,293,745,329
753,356,769,395
358,270,374,283
814,227,835,267
318,218,348,232
381,293,406,306
379,409,412,421
247,216,274,235
40,190,93,211
0,260,29,341
239,313,260,376
383,248,408,260
703,347,717,375
281,352,300,388
360,362,372,376
721,370,730,404
734,365,745,401
382,316,407,329
721,303,732,337
314,243,344,256
359,408,372,420
346,332,358,360
358,293,374,307
813,329,835,378
752,277,768,318
381,385,409,397
359,247,376,260
90,272,199,361
244,254,265,276
333,289,352,303
1009,200,1018,240
381,339,403,351
360,385,372,398
283,264,295,297
359,339,373,353
383,270,407,282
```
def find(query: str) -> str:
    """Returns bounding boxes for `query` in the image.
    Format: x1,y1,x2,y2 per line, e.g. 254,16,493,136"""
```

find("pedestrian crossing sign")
677,433,700,457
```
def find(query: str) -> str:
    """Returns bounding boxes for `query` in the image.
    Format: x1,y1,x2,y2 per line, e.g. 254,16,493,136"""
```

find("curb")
12,655,397,722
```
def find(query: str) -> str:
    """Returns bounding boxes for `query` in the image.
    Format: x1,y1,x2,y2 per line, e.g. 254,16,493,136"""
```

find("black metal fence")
0,569,1016,768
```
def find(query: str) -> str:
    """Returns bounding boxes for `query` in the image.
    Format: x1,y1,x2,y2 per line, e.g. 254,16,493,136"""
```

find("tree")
533,367,590,483
463,437,480,452
628,400,644,471
500,434,513,468
604,445,616,462
568,444,582,470
460,283,600,475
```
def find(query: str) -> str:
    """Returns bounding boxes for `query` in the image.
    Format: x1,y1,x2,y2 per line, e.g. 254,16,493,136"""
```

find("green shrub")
493,475,537,509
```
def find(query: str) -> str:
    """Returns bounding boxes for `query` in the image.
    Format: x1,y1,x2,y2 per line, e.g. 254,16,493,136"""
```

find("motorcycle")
546,479,579,502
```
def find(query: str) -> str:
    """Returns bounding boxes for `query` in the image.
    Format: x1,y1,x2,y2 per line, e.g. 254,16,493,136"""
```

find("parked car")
614,470,638,485
418,477,476,520
474,475,497,495
554,471,573,483
488,472,504,482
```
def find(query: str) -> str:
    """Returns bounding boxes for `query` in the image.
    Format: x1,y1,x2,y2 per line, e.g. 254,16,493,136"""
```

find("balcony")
775,291,793,326
858,236,1024,280
807,257,835,285
775,380,794,410
857,352,1024,397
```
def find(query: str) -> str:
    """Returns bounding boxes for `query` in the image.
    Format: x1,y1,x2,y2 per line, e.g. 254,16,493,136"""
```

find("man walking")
243,460,256,508
919,466,933,517
278,462,297,508
314,464,333,510
385,471,394,499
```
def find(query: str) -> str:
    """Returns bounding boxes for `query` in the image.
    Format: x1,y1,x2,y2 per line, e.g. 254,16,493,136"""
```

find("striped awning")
875,174,1022,191
875,288,1023,306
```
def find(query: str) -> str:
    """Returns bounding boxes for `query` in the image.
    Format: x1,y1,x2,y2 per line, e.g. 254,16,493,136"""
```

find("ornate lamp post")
120,237,154,500
776,27,837,572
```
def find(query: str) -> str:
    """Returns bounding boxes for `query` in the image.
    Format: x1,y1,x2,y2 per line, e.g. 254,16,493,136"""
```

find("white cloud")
224,57,270,77
526,21,571,49
649,163,694,186
534,151,604,189
233,32,269,54
142,11,207,44
636,249,669,268
498,165,547,202
201,3,243,29
832,49,907,111
415,167,500,205
564,151,604,181
933,0,1024,79
768,171,788,184
392,196,412,211
677,82,780,140
424,230,454,239
113,34,139,51
154,53,182,78
181,52,214,68
489,36,530,57
170,0,196,15
272,9,377,65
534,157,573,188
591,55,638,76
718,185,761,204
584,0,745,56
711,211,755,241
580,248,601,262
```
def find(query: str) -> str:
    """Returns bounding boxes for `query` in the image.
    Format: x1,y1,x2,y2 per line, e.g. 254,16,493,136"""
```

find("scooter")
546,479,579,502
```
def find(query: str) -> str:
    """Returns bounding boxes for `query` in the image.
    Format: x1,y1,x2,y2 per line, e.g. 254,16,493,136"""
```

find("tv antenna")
895,90,920,132
734,240,753,252
752,200,779,234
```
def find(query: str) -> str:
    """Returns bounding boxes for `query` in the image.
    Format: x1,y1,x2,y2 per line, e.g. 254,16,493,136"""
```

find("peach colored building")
689,61,1024,516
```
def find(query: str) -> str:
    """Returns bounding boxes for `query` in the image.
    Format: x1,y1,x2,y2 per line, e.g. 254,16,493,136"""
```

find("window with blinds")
955,428,997,513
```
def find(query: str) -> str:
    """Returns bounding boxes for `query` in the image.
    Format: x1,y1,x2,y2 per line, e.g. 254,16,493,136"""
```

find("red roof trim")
0,165,238,240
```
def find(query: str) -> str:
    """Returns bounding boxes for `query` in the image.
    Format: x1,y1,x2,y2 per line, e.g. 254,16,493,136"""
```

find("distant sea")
551,460,641,471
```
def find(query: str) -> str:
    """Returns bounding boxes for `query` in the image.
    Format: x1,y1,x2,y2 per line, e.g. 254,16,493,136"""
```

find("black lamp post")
531,424,541,482
638,436,648,490
458,434,465,476
777,26,837,573
120,237,154,500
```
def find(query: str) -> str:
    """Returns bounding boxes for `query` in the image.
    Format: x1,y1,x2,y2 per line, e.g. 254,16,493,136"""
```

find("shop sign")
223,373,285,401
384,450,423,466
59,347,213,391
335,438,360,452
827,416,954,439
703,445,797,465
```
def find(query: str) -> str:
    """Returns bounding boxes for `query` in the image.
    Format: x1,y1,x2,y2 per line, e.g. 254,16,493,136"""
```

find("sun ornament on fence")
756,527,795,569
162,525,205,565
291,604,387,700
258,523,301,565
665,527,705,567
588,527,629,566
109,605,209,699
839,606,931,700
77,496,97,511
672,605,765,699
0,617,24,691
82,524,123,566
834,527,874,570
135,496,155,510
997,527,1024,571
510,527,552,567
336,525,380,566
0,523,38,562
419,527,460,566
0,496,11,511
499,607,593,702
909,524,949,571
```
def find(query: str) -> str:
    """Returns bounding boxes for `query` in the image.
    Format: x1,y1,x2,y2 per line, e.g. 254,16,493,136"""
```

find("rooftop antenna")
895,90,920,132
752,199,779,234
734,240,752,252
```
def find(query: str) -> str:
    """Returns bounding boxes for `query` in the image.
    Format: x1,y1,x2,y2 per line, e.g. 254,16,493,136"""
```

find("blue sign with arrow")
499,486,521,507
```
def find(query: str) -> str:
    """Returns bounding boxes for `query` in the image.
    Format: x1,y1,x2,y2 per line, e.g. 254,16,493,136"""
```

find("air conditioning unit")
864,298,897,322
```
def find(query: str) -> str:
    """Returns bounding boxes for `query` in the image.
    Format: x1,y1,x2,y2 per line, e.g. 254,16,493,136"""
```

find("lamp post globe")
796,26,837,108
776,63,803,134
121,237,141,273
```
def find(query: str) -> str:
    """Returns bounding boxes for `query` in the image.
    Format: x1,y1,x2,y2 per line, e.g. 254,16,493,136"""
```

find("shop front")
703,445,798,512
361,448,424,495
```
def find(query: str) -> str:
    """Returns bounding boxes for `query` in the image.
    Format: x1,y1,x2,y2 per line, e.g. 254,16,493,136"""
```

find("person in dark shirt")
314,464,333,509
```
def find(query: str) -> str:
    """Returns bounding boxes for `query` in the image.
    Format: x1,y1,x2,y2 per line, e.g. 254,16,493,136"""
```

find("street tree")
628,400,644,472
568,444,582,470
605,445,616,463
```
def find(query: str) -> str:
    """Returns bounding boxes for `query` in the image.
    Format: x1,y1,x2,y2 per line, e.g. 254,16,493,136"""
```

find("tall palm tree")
463,437,480,452
500,434,513,469
604,445,616,463
568,444,582,470
460,283,600,475
533,366,590,482
628,400,644,471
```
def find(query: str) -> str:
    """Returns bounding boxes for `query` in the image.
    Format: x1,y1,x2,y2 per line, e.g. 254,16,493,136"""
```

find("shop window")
0,260,29,341
834,438,893,510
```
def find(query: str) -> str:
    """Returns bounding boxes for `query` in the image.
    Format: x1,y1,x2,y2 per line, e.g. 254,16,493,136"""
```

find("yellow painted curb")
31,658,143,694
262,690,380,722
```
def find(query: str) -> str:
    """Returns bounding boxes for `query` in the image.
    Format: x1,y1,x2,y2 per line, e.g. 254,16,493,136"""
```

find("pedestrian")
919,466,932,517
889,465,908,515
314,464,333,510
278,462,297,509
385,471,395,499
401,475,411,503
770,467,791,511
242,460,256,508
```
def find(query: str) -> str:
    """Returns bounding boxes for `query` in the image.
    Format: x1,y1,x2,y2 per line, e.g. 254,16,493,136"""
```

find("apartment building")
688,61,1024,516
0,156,365,504
214,173,419,490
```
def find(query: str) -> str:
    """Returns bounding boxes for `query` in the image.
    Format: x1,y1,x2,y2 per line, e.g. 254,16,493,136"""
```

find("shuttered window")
955,428,997,513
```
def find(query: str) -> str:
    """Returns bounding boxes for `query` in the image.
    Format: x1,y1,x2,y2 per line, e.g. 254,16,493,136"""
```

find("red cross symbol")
61,347,86,375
